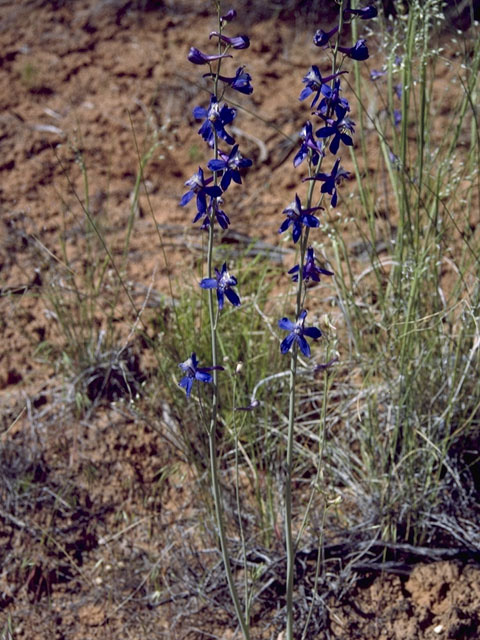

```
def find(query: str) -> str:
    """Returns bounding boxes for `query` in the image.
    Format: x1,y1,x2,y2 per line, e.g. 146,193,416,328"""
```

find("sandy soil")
1,1,480,638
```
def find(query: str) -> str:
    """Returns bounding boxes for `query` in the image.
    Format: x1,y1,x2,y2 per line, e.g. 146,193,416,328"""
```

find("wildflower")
304,158,350,207
180,167,222,215
315,79,350,118
204,66,253,94
313,25,339,47
278,310,322,357
207,144,252,190
343,6,378,20
316,106,355,155
337,39,369,61
293,121,324,168
179,352,223,397
209,31,250,49
221,9,237,23
279,194,322,244
200,262,240,309
299,65,347,109
288,247,334,283
393,108,401,127
193,197,230,229
193,95,237,147
370,68,386,80
188,46,232,65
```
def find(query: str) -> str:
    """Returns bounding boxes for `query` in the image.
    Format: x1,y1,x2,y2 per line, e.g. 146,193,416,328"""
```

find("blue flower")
314,79,350,118
188,47,232,65
303,158,350,207
221,9,237,23
207,144,252,190
209,31,250,49
293,121,325,168
299,65,347,109
193,95,237,148
279,194,322,244
193,197,230,229
288,247,334,283
179,352,223,397
278,310,322,357
313,25,339,47
200,263,240,309
343,6,378,20
316,106,355,155
180,167,222,216
204,66,253,94
337,39,369,61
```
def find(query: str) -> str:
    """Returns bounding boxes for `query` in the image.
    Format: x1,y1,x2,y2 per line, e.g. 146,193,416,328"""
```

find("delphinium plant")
277,3,377,638
179,4,252,638
177,2,377,638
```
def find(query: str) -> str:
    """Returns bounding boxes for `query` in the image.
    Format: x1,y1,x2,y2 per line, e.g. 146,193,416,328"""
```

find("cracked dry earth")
1,1,480,638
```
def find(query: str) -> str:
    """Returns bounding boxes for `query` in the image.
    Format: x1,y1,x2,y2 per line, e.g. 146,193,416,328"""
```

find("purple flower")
316,106,355,155
304,158,350,207
279,194,322,244
288,247,334,283
209,31,250,49
314,79,350,118
293,121,325,168
200,263,240,309
179,352,223,397
193,197,230,229
337,39,369,61
393,109,402,127
180,167,222,215
299,65,347,109
207,144,252,190
203,66,253,94
370,68,386,80
188,46,233,65
343,6,378,20
193,95,237,148
278,310,322,357
221,9,237,23
313,25,339,47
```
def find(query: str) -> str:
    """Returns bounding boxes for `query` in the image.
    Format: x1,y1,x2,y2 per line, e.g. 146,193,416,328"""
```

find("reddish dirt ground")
1,1,480,638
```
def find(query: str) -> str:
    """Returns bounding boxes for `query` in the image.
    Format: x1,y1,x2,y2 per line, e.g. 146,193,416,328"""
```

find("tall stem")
203,4,249,638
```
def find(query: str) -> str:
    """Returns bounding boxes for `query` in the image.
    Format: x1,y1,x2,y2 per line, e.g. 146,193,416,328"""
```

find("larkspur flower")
315,79,350,118
180,167,222,215
278,310,322,357
188,46,232,65
207,144,252,190
288,246,334,283
193,196,230,229
209,31,250,49
299,65,347,109
200,262,240,309
293,121,325,168
303,158,350,207
204,66,253,95
279,194,322,244
193,95,237,148
316,106,355,155
343,5,378,20
313,25,339,47
370,68,386,80
179,352,223,397
337,39,369,61
221,9,236,23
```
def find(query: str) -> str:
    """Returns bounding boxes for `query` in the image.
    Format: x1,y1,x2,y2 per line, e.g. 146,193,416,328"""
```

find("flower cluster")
178,9,252,396
278,4,377,357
